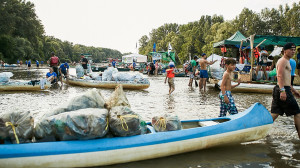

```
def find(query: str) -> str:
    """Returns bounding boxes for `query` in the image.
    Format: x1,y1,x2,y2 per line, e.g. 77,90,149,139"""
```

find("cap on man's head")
194,56,198,59
201,53,206,56
64,62,68,66
283,42,296,50
169,64,175,68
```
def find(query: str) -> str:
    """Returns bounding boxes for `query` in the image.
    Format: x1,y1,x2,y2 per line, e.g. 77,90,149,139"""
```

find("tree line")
0,0,122,64
138,2,300,64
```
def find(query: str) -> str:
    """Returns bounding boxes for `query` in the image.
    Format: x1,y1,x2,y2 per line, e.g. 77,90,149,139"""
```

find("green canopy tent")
246,35,300,47
213,31,248,62
246,35,300,81
213,31,247,48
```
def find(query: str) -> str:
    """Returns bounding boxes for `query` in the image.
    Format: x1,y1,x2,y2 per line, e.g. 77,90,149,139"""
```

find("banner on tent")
152,53,162,60
123,57,133,63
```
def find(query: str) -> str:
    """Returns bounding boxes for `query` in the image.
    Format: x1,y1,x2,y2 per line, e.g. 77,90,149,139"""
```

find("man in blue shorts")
271,42,300,139
199,53,217,92
59,62,69,85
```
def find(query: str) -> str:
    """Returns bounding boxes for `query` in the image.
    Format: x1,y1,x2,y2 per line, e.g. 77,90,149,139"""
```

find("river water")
1,67,300,168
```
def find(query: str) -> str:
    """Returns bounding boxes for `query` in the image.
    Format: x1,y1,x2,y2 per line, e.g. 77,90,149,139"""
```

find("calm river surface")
1,67,300,168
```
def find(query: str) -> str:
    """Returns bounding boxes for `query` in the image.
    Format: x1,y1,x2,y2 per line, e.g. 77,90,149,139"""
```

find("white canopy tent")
122,54,147,63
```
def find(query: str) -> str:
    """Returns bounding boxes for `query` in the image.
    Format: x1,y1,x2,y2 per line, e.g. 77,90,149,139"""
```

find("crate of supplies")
238,73,251,82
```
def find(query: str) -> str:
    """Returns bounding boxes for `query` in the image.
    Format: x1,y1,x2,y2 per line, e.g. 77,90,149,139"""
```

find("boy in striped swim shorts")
219,58,240,117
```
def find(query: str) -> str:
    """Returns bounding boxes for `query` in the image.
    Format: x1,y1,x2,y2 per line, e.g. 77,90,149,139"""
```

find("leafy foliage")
138,2,300,64
0,0,122,64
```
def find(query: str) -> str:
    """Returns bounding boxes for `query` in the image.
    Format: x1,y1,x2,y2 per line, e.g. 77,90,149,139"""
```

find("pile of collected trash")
76,66,149,84
151,114,182,132
0,72,49,90
0,72,13,82
0,85,182,144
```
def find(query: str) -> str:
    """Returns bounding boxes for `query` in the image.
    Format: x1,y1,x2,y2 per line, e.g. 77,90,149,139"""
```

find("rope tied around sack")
5,122,19,144
118,114,139,131
153,117,166,131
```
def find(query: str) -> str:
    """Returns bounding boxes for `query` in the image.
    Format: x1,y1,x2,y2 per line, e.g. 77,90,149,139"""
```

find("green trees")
0,0,122,64
138,2,300,64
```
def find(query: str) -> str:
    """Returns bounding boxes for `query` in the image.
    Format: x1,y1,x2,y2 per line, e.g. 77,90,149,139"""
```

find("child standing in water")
165,64,176,95
219,58,241,117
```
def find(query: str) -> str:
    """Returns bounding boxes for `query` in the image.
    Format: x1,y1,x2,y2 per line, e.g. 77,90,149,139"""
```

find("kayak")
216,80,300,94
0,79,51,91
0,103,273,168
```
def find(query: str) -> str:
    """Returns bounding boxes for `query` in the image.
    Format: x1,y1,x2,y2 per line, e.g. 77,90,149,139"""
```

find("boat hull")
0,83,50,91
66,79,150,90
0,103,273,168
216,80,300,94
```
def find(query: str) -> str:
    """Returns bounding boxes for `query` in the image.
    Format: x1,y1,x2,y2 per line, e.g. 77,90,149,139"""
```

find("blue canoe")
0,103,273,168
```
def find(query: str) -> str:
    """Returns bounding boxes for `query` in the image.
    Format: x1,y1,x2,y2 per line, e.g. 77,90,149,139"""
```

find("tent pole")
239,41,243,64
250,35,255,81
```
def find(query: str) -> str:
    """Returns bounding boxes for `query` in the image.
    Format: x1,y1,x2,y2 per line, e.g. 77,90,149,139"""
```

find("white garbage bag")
0,72,13,82
76,65,84,78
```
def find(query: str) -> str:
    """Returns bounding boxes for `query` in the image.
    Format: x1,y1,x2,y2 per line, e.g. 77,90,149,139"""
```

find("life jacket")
221,46,227,53
50,56,59,66
166,69,175,78
253,48,260,59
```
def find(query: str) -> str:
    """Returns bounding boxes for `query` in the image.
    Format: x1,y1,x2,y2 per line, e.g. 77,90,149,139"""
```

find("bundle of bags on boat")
0,110,34,144
76,66,150,84
1,85,181,144
33,85,148,142
151,114,182,132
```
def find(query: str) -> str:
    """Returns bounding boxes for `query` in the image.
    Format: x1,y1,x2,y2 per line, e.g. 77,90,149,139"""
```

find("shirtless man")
199,53,217,91
271,42,300,139
219,58,240,117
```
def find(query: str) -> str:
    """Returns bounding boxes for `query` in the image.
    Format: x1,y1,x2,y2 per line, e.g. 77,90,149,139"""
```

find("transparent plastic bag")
35,108,109,141
109,106,146,137
105,85,130,110
151,114,182,132
46,88,105,117
0,111,34,143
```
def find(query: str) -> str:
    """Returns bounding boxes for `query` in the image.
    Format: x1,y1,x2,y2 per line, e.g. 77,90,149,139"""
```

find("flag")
153,43,156,52
168,42,172,54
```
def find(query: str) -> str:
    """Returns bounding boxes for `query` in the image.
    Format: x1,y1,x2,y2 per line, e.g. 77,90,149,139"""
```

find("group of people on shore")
165,42,300,139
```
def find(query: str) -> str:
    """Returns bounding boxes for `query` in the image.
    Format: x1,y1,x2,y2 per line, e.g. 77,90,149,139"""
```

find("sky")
28,0,297,54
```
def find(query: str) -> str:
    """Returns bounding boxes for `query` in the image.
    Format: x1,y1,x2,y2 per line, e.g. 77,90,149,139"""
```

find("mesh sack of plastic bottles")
151,114,182,132
104,85,130,110
35,108,108,141
0,111,34,143
45,88,106,117
109,106,146,137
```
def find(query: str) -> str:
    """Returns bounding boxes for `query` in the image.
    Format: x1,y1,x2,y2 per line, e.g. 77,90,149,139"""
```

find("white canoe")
0,80,51,91
0,103,273,168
